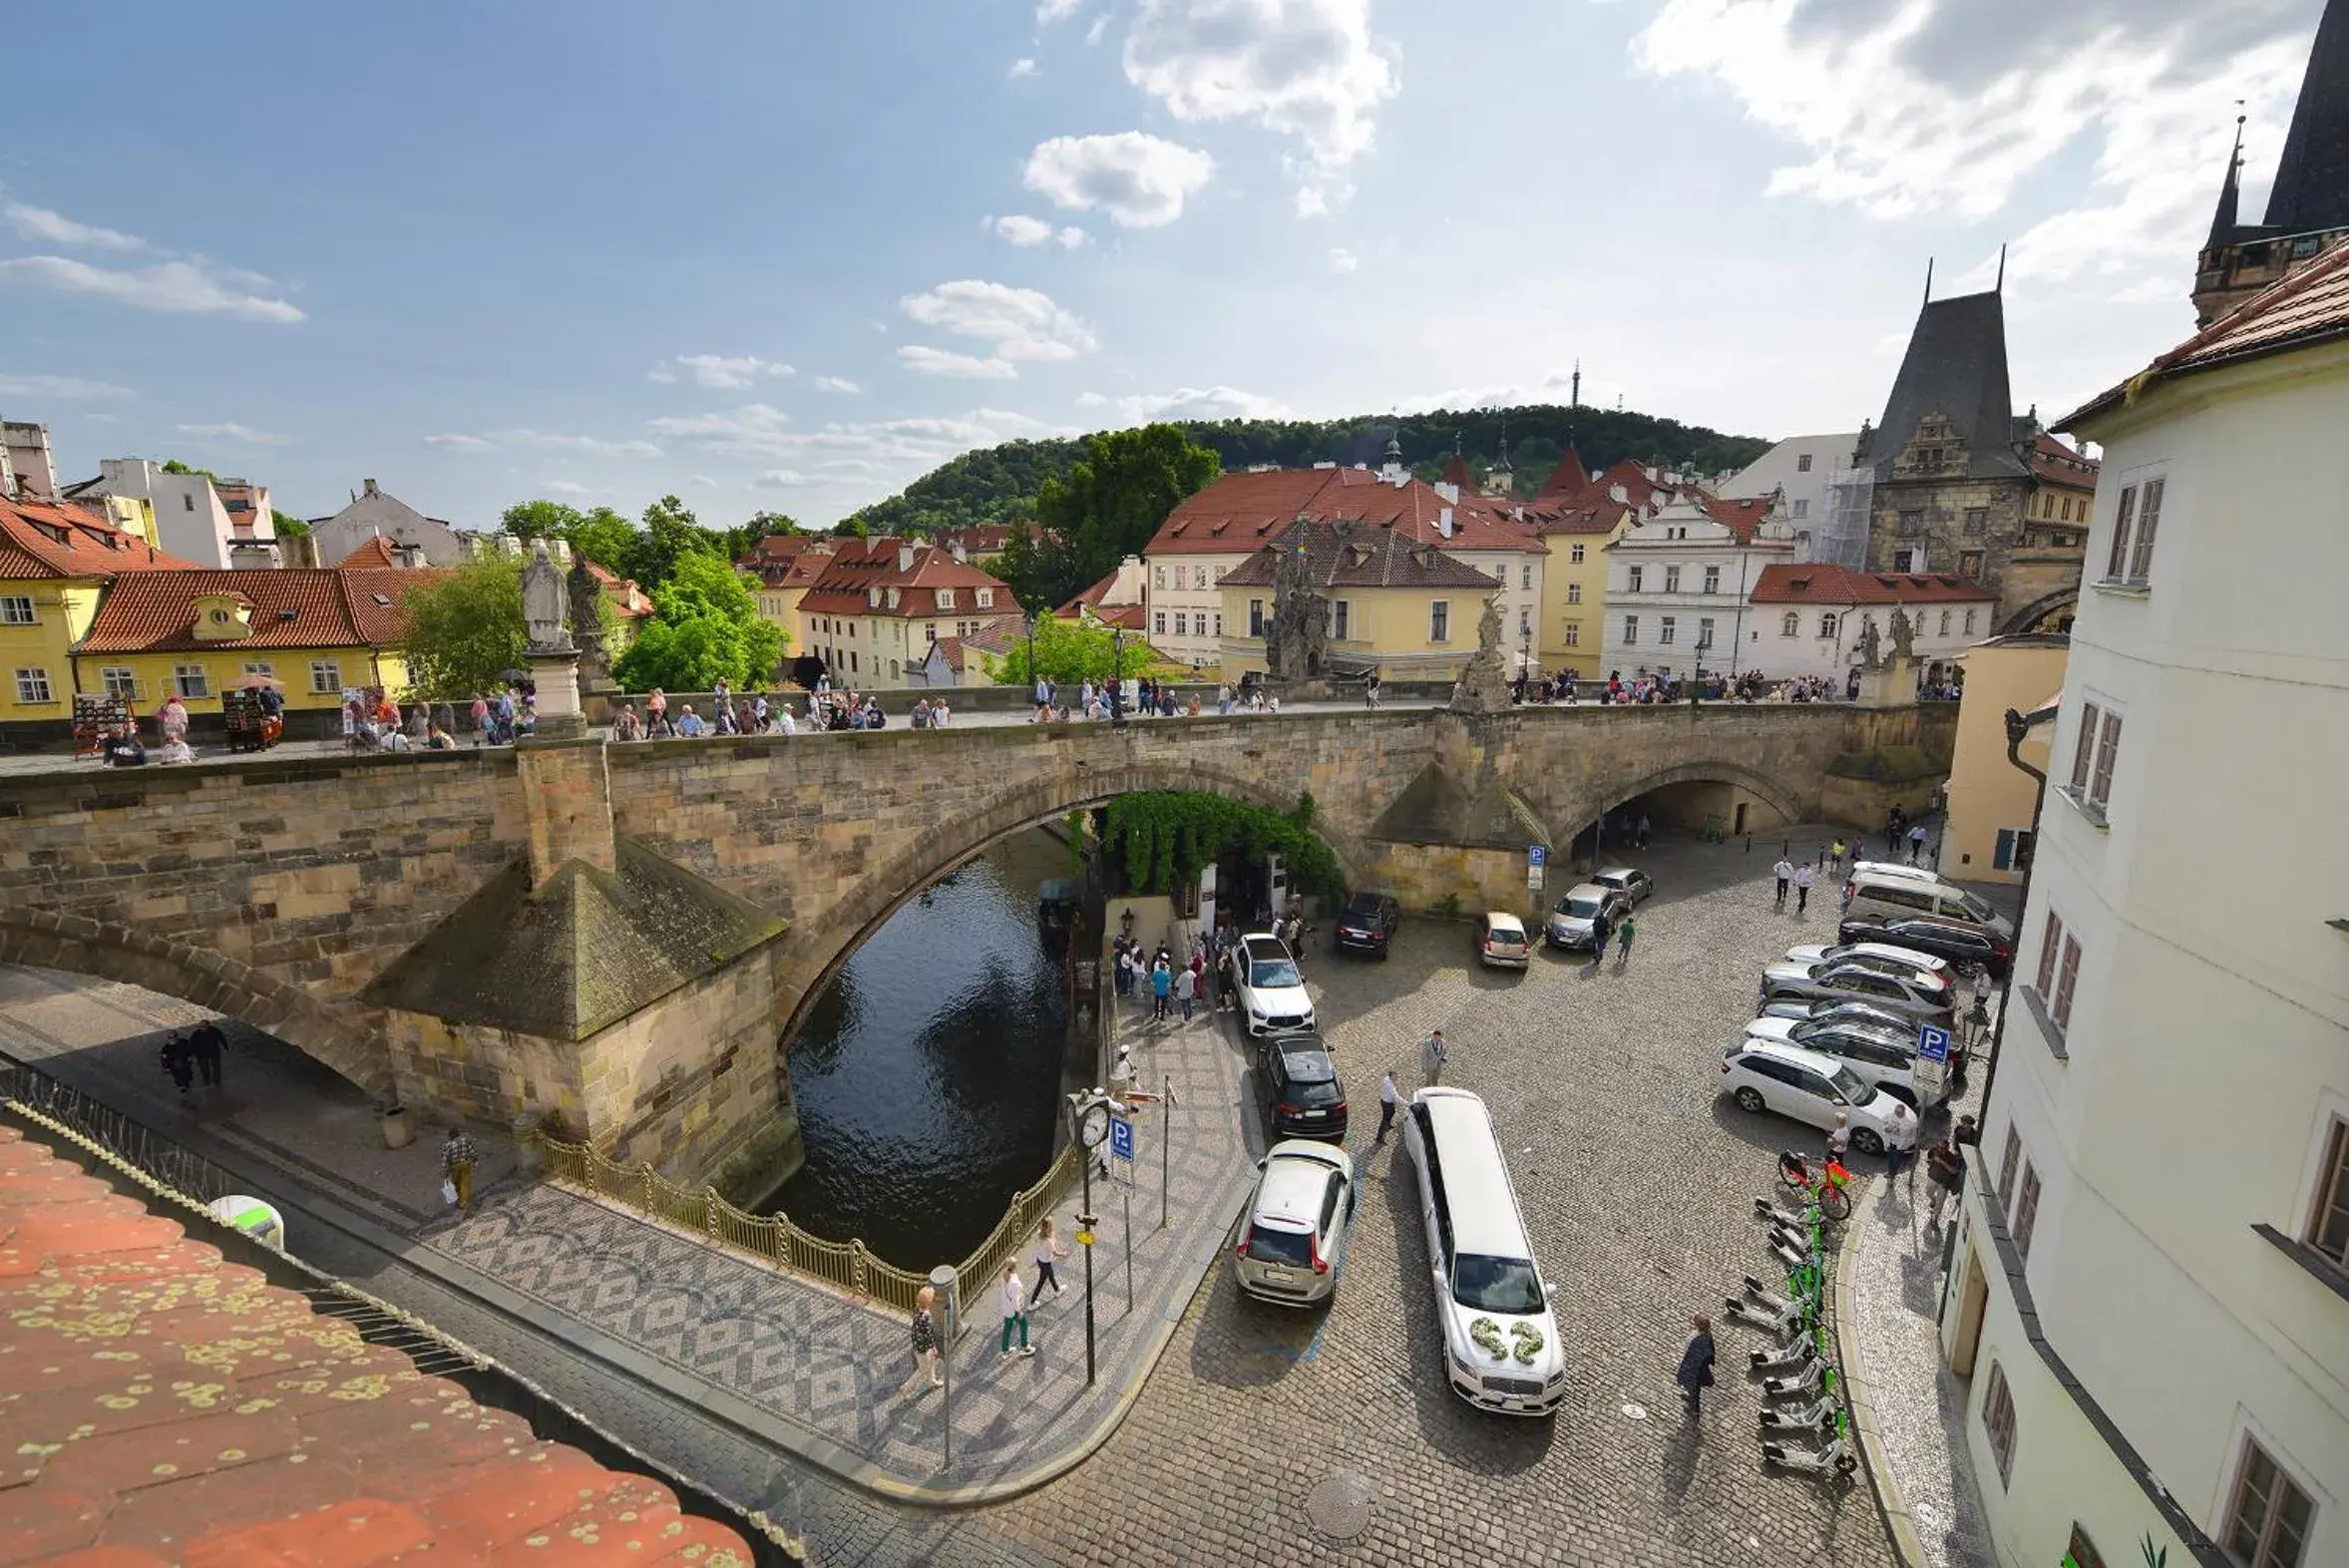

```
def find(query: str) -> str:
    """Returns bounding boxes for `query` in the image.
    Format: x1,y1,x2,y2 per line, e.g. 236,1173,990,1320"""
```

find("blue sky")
1,0,2329,528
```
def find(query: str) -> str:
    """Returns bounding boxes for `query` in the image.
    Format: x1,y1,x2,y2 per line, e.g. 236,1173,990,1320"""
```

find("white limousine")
1401,1087,1566,1415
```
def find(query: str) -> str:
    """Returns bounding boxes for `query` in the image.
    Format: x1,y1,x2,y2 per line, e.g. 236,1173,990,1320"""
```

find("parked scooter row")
1726,1152,1861,1481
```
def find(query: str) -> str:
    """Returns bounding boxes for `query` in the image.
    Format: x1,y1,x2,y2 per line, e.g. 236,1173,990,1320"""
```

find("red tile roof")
738,533,827,568
2027,433,2101,488
1749,563,1997,605
582,557,655,618
76,568,446,654
0,498,205,581
1440,456,1475,492
333,534,401,569
1056,570,1147,629
1534,447,1591,500
934,524,1014,555
2062,240,2349,428
1219,519,1501,590
1149,469,1542,559
1694,492,1776,542
795,539,1015,620
0,1122,757,1566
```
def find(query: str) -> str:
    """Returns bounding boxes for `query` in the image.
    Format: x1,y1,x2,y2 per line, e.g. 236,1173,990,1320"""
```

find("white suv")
1739,1014,1950,1110
1233,933,1316,1036
1234,1140,1356,1305
1718,1038,1918,1153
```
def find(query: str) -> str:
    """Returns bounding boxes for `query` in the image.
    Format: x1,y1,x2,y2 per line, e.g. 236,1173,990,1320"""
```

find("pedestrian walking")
1150,961,1172,1022
190,1020,226,1087
1374,1070,1401,1143
1174,966,1196,1022
901,1285,944,1395
442,1127,479,1211
1615,915,1636,967
1793,863,1814,916
1589,911,1612,973
160,1030,195,1094
1925,1135,1965,1230
1829,838,1846,872
1216,948,1238,1011
997,1262,1034,1359
1908,822,1929,865
1637,813,1653,850
1675,1316,1717,1414
1032,1219,1068,1302
1772,857,1793,911
1421,1029,1448,1086
1826,1111,1851,1166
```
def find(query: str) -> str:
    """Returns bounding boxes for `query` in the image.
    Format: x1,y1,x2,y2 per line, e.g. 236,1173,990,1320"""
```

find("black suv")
1334,891,1402,958
1257,1034,1349,1141
1837,912,2013,980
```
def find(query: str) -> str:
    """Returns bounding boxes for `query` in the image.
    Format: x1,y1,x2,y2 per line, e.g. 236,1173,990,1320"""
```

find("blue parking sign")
1109,1113,1135,1163
1917,1024,1951,1064
1528,845,1547,868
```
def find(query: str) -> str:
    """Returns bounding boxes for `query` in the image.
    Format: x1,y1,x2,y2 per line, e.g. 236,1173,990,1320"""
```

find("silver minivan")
1843,869,2012,936
1234,1140,1356,1306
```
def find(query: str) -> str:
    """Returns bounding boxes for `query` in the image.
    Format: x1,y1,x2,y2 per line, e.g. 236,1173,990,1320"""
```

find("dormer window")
976,588,993,608
867,587,882,609
887,587,902,609
936,588,955,610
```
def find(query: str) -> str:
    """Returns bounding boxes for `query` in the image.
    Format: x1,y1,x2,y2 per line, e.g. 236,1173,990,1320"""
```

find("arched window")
1780,611,1799,637
1819,612,1839,639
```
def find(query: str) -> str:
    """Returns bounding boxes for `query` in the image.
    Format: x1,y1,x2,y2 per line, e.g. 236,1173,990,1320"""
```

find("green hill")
844,404,1773,537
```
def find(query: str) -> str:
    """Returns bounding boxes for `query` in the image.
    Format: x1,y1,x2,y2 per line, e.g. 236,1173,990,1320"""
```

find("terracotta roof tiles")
1219,519,1501,591
76,569,444,655
333,534,401,569
1749,563,1997,606
0,498,205,581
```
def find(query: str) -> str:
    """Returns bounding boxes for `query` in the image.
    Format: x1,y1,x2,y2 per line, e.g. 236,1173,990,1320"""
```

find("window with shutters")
1998,1127,2022,1199
2224,1435,2318,1568
2012,1162,2042,1260
2102,477,2166,587
1979,1363,2018,1485
2305,1117,2349,1266
2030,910,2081,1038
2065,699,2122,821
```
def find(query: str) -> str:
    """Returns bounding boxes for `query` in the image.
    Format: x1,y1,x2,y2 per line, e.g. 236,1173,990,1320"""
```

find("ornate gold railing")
537,1135,1079,1318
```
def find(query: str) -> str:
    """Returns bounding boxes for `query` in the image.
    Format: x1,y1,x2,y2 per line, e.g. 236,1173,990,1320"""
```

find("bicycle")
1777,1149,1852,1221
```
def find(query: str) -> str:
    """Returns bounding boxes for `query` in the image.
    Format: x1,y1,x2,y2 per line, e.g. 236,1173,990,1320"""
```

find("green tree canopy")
1100,791,1343,900
610,552,786,692
984,614,1155,686
1031,424,1220,606
398,558,526,701
269,509,310,539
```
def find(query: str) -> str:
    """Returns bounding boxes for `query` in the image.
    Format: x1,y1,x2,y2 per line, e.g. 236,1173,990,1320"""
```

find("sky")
1,0,2332,529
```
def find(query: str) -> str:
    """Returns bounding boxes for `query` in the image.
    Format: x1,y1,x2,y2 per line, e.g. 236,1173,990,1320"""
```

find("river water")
763,828,1072,1271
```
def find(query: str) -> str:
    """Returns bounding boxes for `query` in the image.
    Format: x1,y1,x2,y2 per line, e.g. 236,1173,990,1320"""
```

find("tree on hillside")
985,614,1155,686
610,552,786,692
831,516,871,539
398,558,526,701
991,521,1053,613
1030,423,1219,607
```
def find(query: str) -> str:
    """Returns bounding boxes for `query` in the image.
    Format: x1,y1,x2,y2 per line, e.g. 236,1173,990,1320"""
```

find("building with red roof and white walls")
1745,563,1998,687
792,537,1019,689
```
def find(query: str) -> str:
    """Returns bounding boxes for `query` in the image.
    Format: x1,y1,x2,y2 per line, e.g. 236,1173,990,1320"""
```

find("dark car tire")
1851,1128,1886,1156
1735,1087,1767,1113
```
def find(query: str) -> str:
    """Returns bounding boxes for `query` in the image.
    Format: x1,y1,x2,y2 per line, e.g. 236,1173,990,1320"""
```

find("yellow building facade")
0,496,201,727
1534,510,1632,678
1211,521,1502,681
1940,632,2070,883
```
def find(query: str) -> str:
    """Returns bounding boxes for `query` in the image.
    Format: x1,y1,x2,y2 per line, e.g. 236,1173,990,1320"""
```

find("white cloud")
425,432,494,450
900,279,1096,366
1058,226,1090,248
689,474,720,487
1123,0,1398,212
538,480,593,496
646,403,794,454
1009,56,1039,78
492,429,665,457
1633,0,2310,252
1038,0,1083,20
898,345,1018,379
1116,385,1296,421
0,373,133,399
1329,247,1359,272
1075,391,1110,407
0,255,303,322
812,375,864,393
752,469,822,488
652,353,795,390
1085,14,1109,45
1024,132,1216,227
993,213,1058,246
649,406,1073,466
176,421,288,444
4,202,146,251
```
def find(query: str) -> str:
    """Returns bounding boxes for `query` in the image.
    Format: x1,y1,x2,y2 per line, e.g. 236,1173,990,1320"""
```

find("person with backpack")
1925,1134,1966,1230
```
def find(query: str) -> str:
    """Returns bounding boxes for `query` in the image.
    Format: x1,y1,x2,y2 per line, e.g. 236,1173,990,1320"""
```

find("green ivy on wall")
1099,791,1344,900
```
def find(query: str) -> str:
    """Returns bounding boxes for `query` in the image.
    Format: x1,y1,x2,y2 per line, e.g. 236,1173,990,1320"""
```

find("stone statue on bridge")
1449,593,1512,715
1262,544,1330,682
1887,605,1916,664
522,546,572,653
567,556,609,688
1855,614,1882,671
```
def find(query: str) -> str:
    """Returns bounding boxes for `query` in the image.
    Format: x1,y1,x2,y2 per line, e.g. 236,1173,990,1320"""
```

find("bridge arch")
0,907,392,1102
1542,757,1815,855
2000,590,2078,635
774,760,1365,1043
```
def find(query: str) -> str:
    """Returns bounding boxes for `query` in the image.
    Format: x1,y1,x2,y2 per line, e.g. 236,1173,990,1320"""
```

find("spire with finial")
1571,358,1581,410
2207,106,2247,248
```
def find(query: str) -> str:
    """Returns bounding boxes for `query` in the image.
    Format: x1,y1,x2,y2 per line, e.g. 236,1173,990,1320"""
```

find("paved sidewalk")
1842,1030,1995,1567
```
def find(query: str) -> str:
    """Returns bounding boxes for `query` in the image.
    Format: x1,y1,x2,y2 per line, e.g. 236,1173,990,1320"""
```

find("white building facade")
1718,432,1857,561
1744,564,1996,687
1599,491,1793,680
1937,252,2349,1568
64,457,267,569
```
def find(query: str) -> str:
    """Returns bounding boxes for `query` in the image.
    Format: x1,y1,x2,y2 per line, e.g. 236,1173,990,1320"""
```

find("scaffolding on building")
1818,467,1875,569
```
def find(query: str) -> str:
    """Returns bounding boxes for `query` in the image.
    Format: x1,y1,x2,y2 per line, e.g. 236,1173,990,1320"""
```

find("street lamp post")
1024,612,1038,704
1109,627,1127,727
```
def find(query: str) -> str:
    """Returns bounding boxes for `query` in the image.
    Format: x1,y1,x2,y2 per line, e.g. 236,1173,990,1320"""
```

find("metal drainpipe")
1972,703,2057,1129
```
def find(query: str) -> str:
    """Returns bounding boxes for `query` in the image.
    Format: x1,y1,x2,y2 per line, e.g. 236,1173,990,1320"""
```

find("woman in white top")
1031,1218,1068,1302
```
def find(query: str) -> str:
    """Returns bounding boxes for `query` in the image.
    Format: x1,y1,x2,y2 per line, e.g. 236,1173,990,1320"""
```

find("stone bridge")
0,702,1950,1185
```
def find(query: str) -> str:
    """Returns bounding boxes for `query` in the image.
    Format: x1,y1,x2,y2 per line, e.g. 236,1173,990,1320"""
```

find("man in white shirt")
1772,857,1794,912
1374,1071,1401,1144
1793,862,1816,915
998,1262,1034,1358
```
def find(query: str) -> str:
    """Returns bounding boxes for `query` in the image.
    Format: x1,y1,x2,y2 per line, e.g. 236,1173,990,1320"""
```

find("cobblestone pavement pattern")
2,824,1923,1566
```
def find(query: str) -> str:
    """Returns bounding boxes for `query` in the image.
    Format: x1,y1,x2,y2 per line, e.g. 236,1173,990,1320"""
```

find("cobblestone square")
980,827,1905,1568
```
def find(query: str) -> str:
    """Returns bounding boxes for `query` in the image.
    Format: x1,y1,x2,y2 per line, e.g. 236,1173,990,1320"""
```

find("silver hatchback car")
1234,1140,1357,1306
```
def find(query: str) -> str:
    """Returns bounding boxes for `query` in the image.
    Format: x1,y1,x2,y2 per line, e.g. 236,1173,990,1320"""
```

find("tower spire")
1922,256,1934,305
2264,0,2349,233
1571,359,1581,410
2207,108,2247,247
1995,242,2007,293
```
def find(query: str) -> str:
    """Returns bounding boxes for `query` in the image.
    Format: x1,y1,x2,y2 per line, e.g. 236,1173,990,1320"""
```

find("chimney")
362,478,379,498
1437,507,1454,538
1433,481,1459,504
897,542,916,572
0,421,60,501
